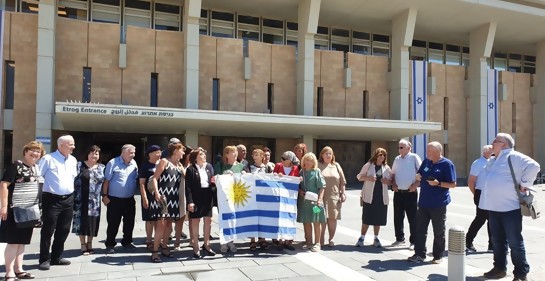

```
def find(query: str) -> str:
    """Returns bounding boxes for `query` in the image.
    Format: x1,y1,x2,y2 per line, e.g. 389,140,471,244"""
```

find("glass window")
493,52,507,71
92,0,120,24
267,83,274,113
508,53,522,73
462,47,470,66
82,67,91,103
154,2,180,31
428,42,444,64
410,39,426,61
317,87,324,116
262,18,284,45
199,9,209,35
523,55,536,74
315,26,329,50
151,73,158,107
211,11,234,38
4,61,15,110
238,15,259,41
372,33,390,57
331,28,349,53
212,78,220,110
352,31,370,55
124,0,150,28
21,0,39,14
286,22,298,46
59,0,88,21
445,44,461,65
5,0,17,12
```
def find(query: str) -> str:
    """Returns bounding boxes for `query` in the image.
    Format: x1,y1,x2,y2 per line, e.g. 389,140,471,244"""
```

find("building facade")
1,0,544,183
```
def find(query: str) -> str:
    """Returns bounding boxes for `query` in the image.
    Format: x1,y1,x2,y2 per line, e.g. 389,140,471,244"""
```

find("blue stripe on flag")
223,225,297,236
221,210,296,220
255,179,299,191
256,194,297,205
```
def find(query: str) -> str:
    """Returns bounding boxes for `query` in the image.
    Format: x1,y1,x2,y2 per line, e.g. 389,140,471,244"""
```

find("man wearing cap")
139,145,162,251
161,138,181,159
102,144,139,254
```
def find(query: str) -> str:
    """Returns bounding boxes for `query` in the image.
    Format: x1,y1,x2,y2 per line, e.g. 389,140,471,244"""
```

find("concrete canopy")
54,102,442,141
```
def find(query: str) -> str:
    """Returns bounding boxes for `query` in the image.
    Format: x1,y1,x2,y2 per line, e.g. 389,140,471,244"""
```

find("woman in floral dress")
72,145,105,255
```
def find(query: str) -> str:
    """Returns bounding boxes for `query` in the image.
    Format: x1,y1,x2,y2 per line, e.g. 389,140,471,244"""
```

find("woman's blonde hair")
301,152,318,170
252,148,265,162
222,145,238,163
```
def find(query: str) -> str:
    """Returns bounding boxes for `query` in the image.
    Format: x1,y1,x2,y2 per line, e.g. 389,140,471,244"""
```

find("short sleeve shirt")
417,157,456,208
104,156,138,198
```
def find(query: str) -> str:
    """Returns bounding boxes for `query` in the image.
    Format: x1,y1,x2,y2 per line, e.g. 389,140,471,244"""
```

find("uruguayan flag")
412,60,428,161
216,173,300,244
486,69,498,144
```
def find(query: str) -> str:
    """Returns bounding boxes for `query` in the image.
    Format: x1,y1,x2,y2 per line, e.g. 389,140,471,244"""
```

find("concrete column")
302,134,314,153
184,130,199,148
296,0,320,116
467,23,496,166
390,8,417,121
36,0,57,152
183,0,201,109
533,41,545,167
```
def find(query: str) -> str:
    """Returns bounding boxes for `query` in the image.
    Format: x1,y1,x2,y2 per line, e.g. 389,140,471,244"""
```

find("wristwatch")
101,193,108,197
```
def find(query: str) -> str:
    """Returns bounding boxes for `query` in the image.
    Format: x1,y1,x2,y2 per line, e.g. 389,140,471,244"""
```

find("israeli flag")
216,173,300,244
486,69,498,144
412,60,428,161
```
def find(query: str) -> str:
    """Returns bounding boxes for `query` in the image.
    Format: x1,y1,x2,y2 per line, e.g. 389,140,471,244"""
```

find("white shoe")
409,243,415,250
228,241,237,253
355,237,364,247
310,243,321,252
373,238,382,248
220,244,228,253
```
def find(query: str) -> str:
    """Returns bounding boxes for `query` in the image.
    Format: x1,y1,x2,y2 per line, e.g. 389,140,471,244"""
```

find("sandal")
150,251,162,263
4,276,18,281
15,272,35,279
250,242,257,251
146,241,154,252
258,238,269,250
81,243,89,255
86,242,95,254
161,247,174,258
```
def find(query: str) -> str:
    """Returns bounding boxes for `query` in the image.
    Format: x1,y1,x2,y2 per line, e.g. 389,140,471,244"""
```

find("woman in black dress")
0,141,45,280
355,148,392,248
149,143,184,263
186,148,216,258
72,145,105,255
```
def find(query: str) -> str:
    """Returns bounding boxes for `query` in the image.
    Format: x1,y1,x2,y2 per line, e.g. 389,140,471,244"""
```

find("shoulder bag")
508,156,540,219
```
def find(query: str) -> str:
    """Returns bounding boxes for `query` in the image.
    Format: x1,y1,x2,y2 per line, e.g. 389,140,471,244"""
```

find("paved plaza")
2,185,545,281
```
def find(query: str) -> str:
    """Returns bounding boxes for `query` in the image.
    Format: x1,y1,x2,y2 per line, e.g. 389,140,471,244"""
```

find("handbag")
508,156,541,219
302,170,319,203
13,204,41,228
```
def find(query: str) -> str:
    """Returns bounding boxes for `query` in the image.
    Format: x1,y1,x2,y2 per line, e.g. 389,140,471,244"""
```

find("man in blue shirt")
38,135,78,270
408,141,456,264
102,144,138,254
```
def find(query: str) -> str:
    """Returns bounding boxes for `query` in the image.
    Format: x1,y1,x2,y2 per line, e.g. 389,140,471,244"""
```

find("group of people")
0,132,540,281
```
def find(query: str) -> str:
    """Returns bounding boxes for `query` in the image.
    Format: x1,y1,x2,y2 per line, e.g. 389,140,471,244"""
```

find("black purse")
13,204,41,229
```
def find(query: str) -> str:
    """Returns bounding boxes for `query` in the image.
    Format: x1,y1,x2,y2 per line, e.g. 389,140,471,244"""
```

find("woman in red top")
272,151,300,250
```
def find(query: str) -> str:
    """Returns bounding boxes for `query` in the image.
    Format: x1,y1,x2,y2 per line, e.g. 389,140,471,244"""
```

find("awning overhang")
54,102,442,141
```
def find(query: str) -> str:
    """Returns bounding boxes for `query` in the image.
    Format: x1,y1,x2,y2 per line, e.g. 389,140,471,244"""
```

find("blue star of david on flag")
416,97,423,104
488,102,494,109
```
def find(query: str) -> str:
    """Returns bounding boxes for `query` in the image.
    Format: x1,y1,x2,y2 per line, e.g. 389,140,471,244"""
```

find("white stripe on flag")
486,69,498,144
412,60,427,160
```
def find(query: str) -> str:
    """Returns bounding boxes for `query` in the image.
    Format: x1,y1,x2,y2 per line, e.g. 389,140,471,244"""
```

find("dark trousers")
414,205,447,260
489,209,529,277
466,189,491,248
105,196,136,247
393,190,418,244
40,192,74,263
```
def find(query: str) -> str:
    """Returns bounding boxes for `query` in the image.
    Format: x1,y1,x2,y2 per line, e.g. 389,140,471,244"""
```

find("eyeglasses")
378,154,385,157
492,139,505,144
281,157,288,161
29,149,41,154
398,147,405,149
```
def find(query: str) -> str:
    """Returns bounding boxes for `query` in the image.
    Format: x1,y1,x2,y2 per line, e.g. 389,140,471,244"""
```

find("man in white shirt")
480,133,540,281
390,139,421,248
466,145,493,252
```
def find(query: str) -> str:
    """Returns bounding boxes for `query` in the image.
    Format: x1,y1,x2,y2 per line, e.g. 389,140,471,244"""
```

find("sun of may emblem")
229,178,251,207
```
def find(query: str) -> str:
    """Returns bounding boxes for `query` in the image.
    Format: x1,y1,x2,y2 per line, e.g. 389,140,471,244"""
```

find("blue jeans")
488,209,529,277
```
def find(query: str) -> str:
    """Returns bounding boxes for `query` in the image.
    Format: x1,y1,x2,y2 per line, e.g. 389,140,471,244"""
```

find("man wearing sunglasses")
390,139,421,249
